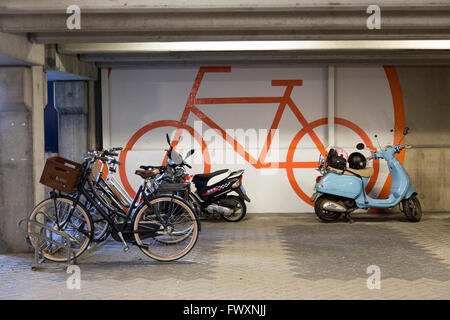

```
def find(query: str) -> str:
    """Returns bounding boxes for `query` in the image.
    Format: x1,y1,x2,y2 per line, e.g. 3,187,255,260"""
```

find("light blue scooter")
311,127,422,222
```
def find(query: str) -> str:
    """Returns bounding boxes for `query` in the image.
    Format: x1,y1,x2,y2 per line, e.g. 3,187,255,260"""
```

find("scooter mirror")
403,127,410,135
185,149,195,159
356,143,365,150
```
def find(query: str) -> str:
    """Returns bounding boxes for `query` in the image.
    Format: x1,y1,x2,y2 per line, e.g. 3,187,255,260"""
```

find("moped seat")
158,182,190,192
329,167,374,178
192,169,231,187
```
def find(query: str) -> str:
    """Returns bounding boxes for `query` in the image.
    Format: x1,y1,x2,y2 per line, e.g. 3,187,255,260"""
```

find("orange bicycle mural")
119,66,405,206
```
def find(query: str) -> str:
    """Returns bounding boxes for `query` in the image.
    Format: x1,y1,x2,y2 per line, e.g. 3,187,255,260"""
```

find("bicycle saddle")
135,168,160,179
140,165,165,170
193,169,230,186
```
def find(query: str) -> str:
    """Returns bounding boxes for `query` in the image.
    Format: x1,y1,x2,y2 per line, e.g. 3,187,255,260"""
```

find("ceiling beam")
1,4,449,43
1,0,449,14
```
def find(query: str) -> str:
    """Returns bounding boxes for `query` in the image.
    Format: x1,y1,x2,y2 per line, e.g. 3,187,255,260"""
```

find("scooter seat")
329,167,374,178
192,169,231,187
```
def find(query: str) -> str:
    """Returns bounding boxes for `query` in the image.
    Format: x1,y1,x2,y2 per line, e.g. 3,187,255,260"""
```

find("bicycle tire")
133,195,199,262
28,196,93,262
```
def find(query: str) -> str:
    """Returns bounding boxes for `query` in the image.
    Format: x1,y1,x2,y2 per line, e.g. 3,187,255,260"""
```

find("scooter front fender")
404,184,417,199
310,192,322,202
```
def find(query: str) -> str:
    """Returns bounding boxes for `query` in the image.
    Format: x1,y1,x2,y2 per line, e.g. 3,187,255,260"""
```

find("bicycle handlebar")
104,151,119,156
95,156,109,162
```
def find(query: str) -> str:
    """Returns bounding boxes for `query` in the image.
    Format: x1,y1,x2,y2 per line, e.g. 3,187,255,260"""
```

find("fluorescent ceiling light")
59,40,450,54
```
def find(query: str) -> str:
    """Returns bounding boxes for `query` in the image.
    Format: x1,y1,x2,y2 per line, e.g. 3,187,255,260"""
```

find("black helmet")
348,152,366,170
326,148,347,170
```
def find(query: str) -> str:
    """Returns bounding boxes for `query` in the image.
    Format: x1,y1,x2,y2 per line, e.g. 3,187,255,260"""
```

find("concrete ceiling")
0,0,449,66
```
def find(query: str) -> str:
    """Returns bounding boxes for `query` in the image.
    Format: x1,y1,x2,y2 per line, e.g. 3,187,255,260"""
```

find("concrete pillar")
54,81,88,163
88,80,97,150
32,66,46,204
0,66,46,253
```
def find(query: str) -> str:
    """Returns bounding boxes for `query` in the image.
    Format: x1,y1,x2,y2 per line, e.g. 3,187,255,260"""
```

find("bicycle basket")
40,156,81,193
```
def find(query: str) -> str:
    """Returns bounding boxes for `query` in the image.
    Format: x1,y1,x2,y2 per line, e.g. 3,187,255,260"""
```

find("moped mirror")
403,127,410,135
356,143,365,150
185,149,195,159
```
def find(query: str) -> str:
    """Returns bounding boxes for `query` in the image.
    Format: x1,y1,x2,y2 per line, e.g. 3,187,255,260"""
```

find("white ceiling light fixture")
59,40,450,54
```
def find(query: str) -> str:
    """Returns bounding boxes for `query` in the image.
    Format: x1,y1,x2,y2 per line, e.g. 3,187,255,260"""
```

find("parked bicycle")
27,150,200,262
83,147,133,242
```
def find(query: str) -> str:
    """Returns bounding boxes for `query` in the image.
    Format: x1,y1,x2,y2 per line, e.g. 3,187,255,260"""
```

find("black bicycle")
28,151,200,262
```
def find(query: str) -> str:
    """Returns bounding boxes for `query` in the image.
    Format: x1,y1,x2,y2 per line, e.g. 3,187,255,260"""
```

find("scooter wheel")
314,196,342,222
402,195,422,222
221,196,247,222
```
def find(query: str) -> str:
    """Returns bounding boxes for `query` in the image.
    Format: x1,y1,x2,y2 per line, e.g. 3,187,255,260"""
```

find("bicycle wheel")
133,196,199,262
28,196,93,262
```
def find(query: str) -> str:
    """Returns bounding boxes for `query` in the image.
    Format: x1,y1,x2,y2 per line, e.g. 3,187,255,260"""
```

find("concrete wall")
105,66,399,213
397,67,450,212
105,65,450,213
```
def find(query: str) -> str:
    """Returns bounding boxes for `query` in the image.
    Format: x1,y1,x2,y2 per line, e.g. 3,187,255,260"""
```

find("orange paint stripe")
257,105,286,164
191,105,260,166
276,162,318,169
259,83,302,164
272,80,303,86
287,99,328,155
379,66,406,199
195,97,282,104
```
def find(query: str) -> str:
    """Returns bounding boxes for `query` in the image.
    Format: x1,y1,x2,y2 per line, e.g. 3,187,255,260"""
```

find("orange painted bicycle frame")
170,67,379,203
119,66,405,206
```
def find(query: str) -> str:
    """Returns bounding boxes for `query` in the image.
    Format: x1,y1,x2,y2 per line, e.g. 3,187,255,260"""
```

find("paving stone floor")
0,212,449,299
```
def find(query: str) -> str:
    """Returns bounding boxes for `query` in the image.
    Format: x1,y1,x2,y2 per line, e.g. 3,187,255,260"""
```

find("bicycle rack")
18,213,77,270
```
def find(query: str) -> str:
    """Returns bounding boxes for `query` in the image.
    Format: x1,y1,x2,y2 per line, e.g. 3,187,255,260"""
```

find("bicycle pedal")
123,246,130,252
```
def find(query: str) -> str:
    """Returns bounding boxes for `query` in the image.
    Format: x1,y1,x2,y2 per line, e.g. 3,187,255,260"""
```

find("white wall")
104,65,398,213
